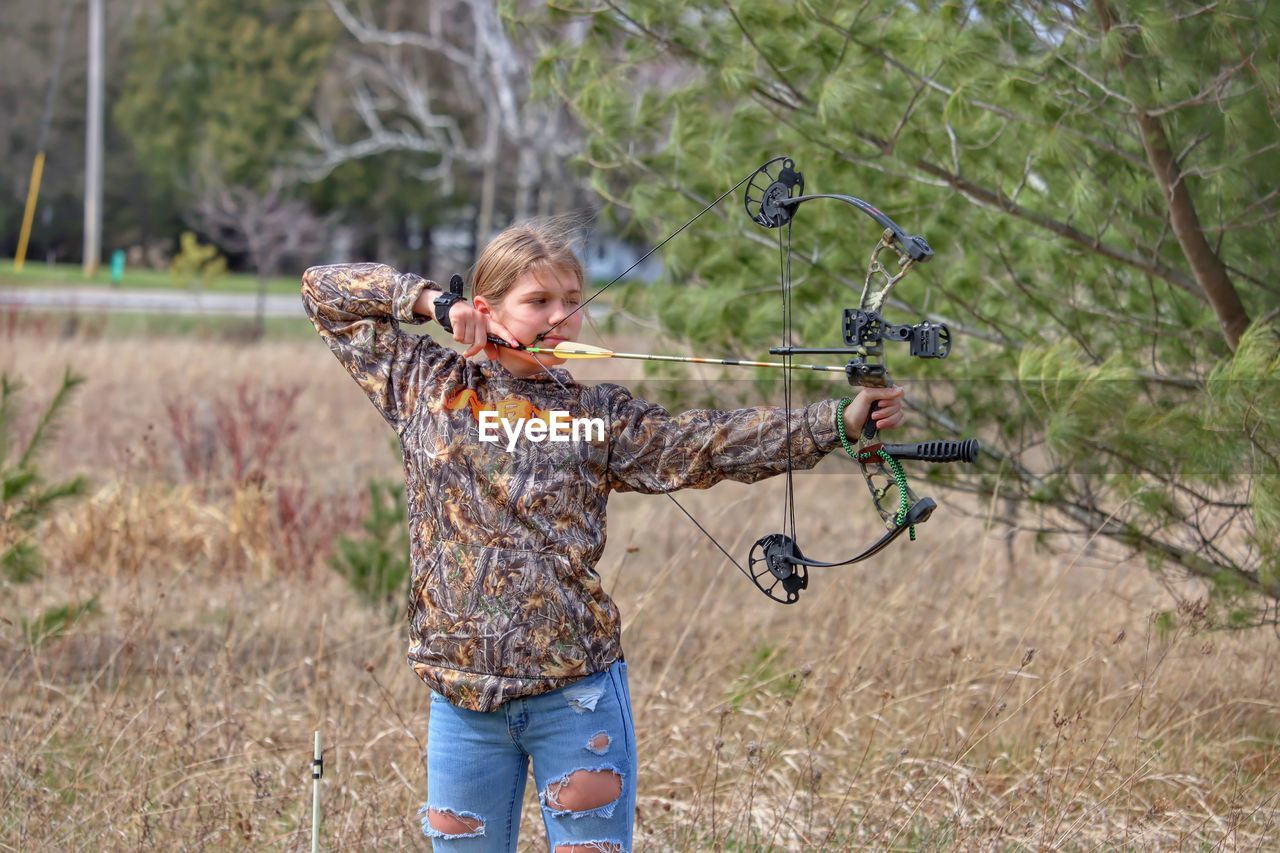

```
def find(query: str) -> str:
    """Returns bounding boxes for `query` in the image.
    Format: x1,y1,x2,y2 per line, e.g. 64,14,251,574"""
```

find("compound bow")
504,155,980,604
739,156,979,603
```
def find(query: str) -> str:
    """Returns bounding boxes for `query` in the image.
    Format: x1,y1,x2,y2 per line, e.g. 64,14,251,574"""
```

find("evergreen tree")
329,478,409,621
533,0,1280,622
113,0,338,192
1,369,87,584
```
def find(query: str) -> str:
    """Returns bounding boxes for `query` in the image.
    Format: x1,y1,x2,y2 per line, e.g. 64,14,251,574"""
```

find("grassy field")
1,321,1276,850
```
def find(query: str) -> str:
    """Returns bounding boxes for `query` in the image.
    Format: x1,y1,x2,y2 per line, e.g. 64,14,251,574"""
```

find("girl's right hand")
446,302,488,357
448,303,518,359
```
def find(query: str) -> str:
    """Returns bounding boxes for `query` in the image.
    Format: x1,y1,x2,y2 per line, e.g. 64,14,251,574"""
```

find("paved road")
1,285,306,318
1,285,612,322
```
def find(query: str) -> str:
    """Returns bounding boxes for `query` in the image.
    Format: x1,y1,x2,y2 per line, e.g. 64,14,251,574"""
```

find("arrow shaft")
529,346,847,374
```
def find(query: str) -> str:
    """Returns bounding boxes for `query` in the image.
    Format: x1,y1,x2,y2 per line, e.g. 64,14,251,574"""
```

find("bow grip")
863,402,880,440
844,360,889,440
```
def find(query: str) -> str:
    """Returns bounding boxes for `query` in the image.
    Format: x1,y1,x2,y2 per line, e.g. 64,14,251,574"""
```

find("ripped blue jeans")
421,660,636,852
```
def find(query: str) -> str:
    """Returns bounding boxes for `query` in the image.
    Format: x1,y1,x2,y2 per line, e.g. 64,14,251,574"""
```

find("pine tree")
1,369,88,584
531,0,1280,623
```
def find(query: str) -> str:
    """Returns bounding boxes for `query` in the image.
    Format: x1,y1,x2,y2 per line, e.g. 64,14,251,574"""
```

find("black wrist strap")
434,274,466,332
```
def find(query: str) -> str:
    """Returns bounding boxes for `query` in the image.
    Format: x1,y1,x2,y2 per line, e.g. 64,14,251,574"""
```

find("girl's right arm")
300,262,456,431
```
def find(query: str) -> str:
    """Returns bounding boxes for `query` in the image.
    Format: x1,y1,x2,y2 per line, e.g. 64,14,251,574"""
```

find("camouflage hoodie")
301,263,841,711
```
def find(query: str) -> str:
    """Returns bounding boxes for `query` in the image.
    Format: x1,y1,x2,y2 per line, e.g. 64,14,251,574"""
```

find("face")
475,266,584,376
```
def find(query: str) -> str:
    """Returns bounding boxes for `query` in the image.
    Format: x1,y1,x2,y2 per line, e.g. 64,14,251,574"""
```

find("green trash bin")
110,248,125,286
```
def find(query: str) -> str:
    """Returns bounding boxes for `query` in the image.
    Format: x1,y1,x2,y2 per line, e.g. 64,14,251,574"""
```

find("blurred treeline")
0,0,589,277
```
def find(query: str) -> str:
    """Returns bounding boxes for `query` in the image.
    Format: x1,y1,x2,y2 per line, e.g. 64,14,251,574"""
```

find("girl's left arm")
602,386,843,494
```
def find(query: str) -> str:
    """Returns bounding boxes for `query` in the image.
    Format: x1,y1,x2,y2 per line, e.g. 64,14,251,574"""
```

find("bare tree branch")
189,169,335,335
297,0,585,240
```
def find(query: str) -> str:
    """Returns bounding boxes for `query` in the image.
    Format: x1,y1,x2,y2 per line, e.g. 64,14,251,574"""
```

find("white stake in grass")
311,731,323,853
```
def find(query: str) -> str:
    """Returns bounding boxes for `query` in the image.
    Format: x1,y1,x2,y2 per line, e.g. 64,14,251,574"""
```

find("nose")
546,298,574,331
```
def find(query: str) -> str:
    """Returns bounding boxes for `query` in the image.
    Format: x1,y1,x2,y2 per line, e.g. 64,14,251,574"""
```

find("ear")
472,294,495,316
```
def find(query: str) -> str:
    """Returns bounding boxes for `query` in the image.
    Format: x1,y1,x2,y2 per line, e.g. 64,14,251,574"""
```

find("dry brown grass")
2,322,1277,850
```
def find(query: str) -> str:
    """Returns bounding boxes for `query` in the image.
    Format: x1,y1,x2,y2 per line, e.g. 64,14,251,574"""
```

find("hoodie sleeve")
300,262,459,431
600,384,842,494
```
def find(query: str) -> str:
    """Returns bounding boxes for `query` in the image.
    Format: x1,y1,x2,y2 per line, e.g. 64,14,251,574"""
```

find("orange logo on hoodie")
445,389,552,424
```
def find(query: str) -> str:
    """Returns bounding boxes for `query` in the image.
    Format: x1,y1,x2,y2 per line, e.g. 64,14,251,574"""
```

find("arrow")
489,337,847,374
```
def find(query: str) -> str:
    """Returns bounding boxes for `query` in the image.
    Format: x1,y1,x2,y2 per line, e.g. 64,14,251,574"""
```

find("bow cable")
536,167,763,345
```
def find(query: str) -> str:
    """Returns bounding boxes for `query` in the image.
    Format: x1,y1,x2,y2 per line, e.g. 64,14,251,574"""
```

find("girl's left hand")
841,385,906,436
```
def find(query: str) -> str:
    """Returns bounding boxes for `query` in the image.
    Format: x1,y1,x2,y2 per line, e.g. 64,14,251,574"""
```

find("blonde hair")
470,218,586,305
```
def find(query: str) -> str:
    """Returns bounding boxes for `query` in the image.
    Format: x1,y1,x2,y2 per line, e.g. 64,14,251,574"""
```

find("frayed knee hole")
427,808,484,836
542,768,623,812
554,844,623,853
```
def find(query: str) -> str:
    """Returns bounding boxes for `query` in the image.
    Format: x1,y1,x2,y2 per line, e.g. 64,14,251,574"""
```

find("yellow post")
14,152,46,272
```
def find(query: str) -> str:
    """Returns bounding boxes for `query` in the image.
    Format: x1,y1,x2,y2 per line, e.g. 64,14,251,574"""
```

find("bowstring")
780,221,797,548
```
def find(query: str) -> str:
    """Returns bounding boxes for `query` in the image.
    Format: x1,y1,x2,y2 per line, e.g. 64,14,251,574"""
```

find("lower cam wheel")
748,533,808,604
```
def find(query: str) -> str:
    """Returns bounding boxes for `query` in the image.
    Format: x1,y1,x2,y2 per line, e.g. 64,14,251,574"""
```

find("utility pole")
83,0,104,276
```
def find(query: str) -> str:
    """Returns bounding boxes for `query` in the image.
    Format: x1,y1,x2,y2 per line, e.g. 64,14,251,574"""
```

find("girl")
300,221,905,852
